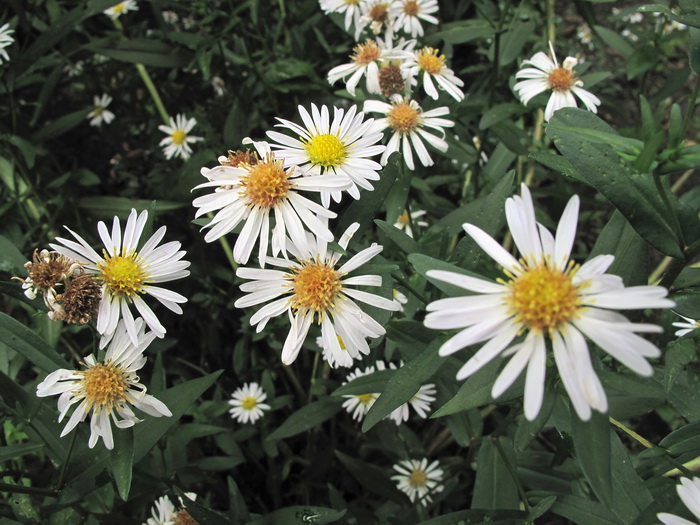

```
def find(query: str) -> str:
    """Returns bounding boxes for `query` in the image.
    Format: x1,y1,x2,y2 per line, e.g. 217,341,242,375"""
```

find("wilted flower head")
15,249,82,302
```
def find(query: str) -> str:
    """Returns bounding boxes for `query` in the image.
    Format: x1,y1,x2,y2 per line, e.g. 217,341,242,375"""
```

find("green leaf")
427,20,497,45
570,411,612,507
228,477,250,523
84,38,191,68
692,28,700,74
549,494,624,525
637,4,700,28
479,103,526,130
0,312,71,372
109,427,134,501
659,420,700,455
335,450,407,503
332,369,394,396
417,509,528,524
594,25,634,58
0,235,29,274
362,340,443,431
471,437,519,510
608,431,652,523
491,121,529,155
409,253,489,297
78,196,187,219
384,162,412,225
386,320,437,346
499,18,536,66
0,443,44,463
627,45,660,80
246,506,346,525
514,390,556,451
31,108,93,143
375,220,426,255
671,288,700,318
529,151,586,183
527,496,557,522
267,397,342,441
664,338,696,391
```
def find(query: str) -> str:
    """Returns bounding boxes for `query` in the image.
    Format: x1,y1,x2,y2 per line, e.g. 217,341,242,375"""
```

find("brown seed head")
378,64,405,97
53,273,102,324
221,149,258,167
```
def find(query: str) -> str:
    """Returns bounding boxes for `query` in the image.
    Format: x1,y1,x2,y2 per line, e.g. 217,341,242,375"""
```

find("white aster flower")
64,60,84,77
161,10,178,24
211,75,225,96
392,458,444,505
658,477,700,525
104,0,138,19
364,95,454,170
424,184,674,421
36,319,171,450
50,208,190,347
327,38,410,96
0,23,15,64
144,495,176,525
87,94,115,127
673,313,700,337
622,29,640,43
234,223,401,365
393,208,428,238
402,46,464,101
576,23,594,49
357,1,394,36
228,382,271,424
389,0,439,38
158,114,203,160
319,0,364,35
341,364,380,420
514,41,601,122
193,138,348,267
266,104,386,207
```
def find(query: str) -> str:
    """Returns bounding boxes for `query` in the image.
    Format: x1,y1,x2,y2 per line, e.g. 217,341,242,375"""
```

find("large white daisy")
424,184,674,421
158,114,203,160
192,138,349,267
234,223,401,365
50,208,190,347
514,42,601,122
363,95,454,170
36,319,171,450
266,104,386,207
391,458,444,505
658,477,700,525
402,46,464,101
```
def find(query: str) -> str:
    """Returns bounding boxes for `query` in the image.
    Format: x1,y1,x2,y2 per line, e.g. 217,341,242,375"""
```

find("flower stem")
56,429,78,489
206,212,238,272
680,74,700,141
0,482,57,496
609,417,653,448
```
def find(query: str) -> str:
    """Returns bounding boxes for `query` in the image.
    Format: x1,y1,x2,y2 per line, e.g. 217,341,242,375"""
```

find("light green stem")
609,417,653,448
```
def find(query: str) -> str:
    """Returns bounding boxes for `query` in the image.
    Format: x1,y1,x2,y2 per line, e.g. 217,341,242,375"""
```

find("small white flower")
576,23,594,49
658,477,700,525
87,94,115,127
356,1,395,36
424,184,674,421
64,60,84,77
402,46,464,101
50,208,190,347
266,104,386,207
364,95,454,170
0,23,15,64
104,0,138,19
393,208,428,238
234,223,401,366
162,10,178,24
621,29,640,43
319,0,365,35
514,41,601,122
158,114,203,160
392,458,444,505
144,495,176,525
673,313,700,337
341,364,380,420
389,0,439,37
228,382,271,424
36,319,171,450
211,75,225,96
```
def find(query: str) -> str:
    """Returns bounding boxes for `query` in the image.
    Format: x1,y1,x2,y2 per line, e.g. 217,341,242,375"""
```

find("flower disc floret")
388,102,420,133
98,253,147,298
291,262,342,315
241,160,291,208
416,47,445,74
81,362,129,410
352,40,382,65
548,67,576,91
303,134,348,168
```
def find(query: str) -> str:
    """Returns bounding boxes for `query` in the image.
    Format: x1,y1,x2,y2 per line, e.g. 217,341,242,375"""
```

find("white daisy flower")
266,104,386,207
317,334,357,368
658,477,700,525
364,95,454,170
319,0,365,35
341,364,380,420
49,208,190,347
0,23,15,64
87,94,115,127
144,495,176,525
389,0,439,38
424,184,674,421
673,313,700,337
161,10,179,24
327,38,411,97
234,223,401,365
392,458,444,505
228,382,271,424
402,46,464,101
514,41,601,122
158,114,203,160
357,1,394,36
576,23,594,49
393,208,428,238
104,0,138,19
36,319,171,450
192,139,348,267
211,75,225,96
64,60,84,77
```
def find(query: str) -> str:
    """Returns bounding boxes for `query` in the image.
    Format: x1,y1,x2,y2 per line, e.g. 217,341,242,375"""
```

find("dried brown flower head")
220,149,258,167
379,64,406,98
51,274,102,325
14,249,82,301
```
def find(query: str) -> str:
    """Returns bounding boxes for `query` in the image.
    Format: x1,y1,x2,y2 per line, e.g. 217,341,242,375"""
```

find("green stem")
493,437,531,512
308,352,320,402
56,429,78,489
206,212,238,272
648,256,672,285
546,0,556,44
680,75,700,141
391,272,428,305
609,417,653,448
0,482,57,496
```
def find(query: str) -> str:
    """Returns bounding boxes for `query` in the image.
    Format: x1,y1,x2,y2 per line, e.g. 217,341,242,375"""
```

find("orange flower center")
352,40,381,65
241,159,291,208
388,102,420,134
81,362,129,410
416,47,446,75
548,67,576,92
291,262,342,316
403,0,420,16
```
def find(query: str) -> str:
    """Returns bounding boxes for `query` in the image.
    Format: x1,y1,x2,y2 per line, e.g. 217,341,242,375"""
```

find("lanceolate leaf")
0,313,71,372
267,397,342,441
471,437,519,510
570,411,612,507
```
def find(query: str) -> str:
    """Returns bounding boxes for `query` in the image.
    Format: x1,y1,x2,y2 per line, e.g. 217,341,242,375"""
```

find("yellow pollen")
417,47,446,75
368,3,389,21
396,210,410,226
337,335,347,350
358,393,376,405
403,0,420,16
98,253,147,299
113,3,126,13
291,262,342,317
171,129,187,145
241,159,290,208
345,0,360,4
506,264,581,333
408,468,427,488
304,134,348,168
241,396,258,411
352,40,381,65
388,102,420,134
81,363,128,410
548,67,576,92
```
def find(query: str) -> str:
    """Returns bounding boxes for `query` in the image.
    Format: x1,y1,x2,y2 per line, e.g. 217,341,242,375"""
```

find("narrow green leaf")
417,509,528,524
385,320,437,346
84,38,191,68
608,431,652,523
31,108,93,144
335,450,407,503
0,313,71,372
331,369,394,396
427,20,497,45
408,253,492,298
0,443,44,463
594,25,634,58
499,18,536,66
109,427,134,501
384,162,412,225
267,397,342,441
228,477,250,523
659,420,700,455
550,494,624,525
664,338,696,391
570,411,612,507
78,197,186,219
479,103,526,130
246,506,346,525
0,235,29,273
691,28,700,73
375,220,426,255
529,151,586,183
471,437,519,510
527,496,557,522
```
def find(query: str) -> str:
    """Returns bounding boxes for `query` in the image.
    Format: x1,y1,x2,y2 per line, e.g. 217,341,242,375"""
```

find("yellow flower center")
81,362,128,410
241,396,258,411
113,3,126,13
417,47,446,75
403,0,420,16
352,40,381,65
388,102,420,134
171,129,187,145
93,107,105,116
291,262,342,316
303,134,348,169
241,159,290,208
358,393,376,405
396,210,410,226
98,253,147,299
506,264,581,333
547,67,576,92
408,468,428,488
